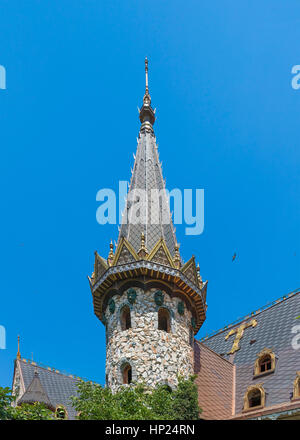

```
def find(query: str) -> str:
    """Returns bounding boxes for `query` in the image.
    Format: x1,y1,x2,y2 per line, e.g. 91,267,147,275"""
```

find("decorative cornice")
112,237,139,266
91,259,207,333
147,237,175,268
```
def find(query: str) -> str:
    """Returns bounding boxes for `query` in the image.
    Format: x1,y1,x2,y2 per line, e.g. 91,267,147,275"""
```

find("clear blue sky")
0,1,299,387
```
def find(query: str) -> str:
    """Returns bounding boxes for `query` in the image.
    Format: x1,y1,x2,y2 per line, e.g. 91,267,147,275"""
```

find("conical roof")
118,58,177,256
18,370,54,410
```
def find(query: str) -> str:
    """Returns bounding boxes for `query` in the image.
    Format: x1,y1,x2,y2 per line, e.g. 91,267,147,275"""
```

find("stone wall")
104,287,194,391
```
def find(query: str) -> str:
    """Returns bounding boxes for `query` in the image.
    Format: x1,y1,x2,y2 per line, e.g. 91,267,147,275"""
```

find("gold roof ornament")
196,264,203,287
107,241,114,267
17,335,21,360
144,57,150,104
173,243,181,269
139,57,155,128
225,319,258,354
138,232,148,258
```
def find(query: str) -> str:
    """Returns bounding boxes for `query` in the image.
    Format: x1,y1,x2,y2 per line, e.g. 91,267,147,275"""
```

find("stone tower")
89,59,207,391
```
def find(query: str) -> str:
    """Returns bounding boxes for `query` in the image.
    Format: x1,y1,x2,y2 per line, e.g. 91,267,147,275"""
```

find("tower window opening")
259,355,272,373
158,308,171,333
120,306,131,331
189,328,194,347
161,384,172,393
248,389,261,408
122,364,132,384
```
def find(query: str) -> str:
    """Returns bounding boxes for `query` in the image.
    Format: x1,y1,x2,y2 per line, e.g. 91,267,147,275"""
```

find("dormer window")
243,385,265,412
248,389,261,408
55,405,67,419
254,348,275,377
120,305,131,331
259,355,272,373
292,372,300,400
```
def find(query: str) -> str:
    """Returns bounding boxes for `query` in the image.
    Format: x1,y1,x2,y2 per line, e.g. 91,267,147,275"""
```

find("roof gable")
18,360,81,419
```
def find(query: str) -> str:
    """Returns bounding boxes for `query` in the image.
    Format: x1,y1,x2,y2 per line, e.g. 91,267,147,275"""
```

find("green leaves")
0,376,202,420
0,386,15,420
172,375,201,420
12,402,55,420
0,387,54,420
71,376,201,420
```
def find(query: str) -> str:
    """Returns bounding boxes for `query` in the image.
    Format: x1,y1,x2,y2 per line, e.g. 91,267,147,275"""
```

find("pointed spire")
107,240,114,266
173,243,181,269
139,57,155,131
118,57,177,257
17,335,21,360
196,263,203,286
138,232,148,258
145,56,149,96
18,369,54,410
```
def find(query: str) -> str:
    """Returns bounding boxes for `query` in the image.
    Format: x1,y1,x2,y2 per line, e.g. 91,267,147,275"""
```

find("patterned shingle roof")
18,370,53,410
202,290,300,415
117,59,177,257
18,360,80,419
118,130,177,257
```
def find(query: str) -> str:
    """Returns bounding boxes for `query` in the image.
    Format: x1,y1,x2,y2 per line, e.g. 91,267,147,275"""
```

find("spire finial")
139,57,155,130
107,240,114,266
173,242,181,269
17,335,21,360
138,232,148,258
145,57,149,95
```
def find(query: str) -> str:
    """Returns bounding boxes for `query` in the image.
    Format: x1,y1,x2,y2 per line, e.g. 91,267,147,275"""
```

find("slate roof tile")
201,290,300,416
18,360,80,419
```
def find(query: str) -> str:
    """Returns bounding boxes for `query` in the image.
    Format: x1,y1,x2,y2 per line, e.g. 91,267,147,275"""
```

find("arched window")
254,348,275,377
248,389,261,408
55,405,67,419
105,324,108,344
243,385,265,412
158,308,171,332
122,363,132,385
259,355,272,373
189,328,194,347
120,305,131,331
292,372,300,400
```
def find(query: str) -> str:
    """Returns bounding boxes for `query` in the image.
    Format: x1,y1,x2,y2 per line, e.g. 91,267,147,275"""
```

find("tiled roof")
118,130,177,257
194,341,235,419
201,290,300,415
18,370,53,410
18,360,80,419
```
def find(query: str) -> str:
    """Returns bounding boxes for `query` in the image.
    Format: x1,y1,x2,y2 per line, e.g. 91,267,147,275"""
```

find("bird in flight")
232,252,237,262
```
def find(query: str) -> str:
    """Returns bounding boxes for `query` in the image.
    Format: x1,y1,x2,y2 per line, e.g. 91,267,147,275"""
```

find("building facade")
89,58,207,392
11,60,300,419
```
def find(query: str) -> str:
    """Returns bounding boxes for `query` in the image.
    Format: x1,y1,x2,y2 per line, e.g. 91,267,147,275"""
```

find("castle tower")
89,59,207,391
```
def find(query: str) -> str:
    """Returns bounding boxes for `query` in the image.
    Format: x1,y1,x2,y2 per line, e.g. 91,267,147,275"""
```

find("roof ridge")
195,339,234,366
18,358,85,381
200,287,300,342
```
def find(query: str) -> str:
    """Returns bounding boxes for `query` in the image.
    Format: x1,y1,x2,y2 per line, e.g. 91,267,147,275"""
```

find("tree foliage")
12,402,55,420
0,386,54,420
71,376,201,420
0,387,15,420
0,375,201,420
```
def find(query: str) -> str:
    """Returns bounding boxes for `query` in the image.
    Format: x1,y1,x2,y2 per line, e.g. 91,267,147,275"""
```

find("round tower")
89,59,207,391
104,281,196,390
